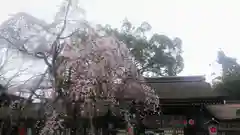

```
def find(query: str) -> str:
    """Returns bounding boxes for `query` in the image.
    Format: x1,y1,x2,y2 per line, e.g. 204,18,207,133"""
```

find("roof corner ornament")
204,118,219,125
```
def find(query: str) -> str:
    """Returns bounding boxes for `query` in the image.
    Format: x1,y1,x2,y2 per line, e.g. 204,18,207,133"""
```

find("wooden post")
0,121,3,135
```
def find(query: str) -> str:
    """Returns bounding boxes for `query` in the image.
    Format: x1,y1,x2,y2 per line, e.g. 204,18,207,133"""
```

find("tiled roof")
146,76,225,99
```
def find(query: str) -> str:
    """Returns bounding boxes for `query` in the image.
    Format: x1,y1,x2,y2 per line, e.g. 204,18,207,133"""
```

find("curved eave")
206,104,240,120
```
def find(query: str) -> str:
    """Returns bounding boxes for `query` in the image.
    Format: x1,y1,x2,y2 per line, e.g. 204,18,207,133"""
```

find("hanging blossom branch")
36,1,159,135
52,29,158,127
40,23,160,134
55,28,159,103
40,110,64,135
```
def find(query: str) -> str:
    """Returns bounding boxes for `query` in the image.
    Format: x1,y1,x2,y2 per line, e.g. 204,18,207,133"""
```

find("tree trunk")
88,100,96,135
71,102,77,135
90,117,96,135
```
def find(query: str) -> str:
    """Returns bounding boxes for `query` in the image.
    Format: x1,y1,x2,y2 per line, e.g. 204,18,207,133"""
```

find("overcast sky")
1,0,240,81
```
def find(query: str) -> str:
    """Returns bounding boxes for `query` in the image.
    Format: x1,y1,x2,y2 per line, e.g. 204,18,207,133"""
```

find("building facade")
0,76,231,135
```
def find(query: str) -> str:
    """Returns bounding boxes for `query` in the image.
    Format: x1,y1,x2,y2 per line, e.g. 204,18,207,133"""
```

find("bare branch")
0,34,52,67
3,67,29,88
59,29,80,39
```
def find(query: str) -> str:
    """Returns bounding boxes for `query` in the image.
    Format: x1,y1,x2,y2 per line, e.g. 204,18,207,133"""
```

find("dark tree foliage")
214,51,240,99
98,19,184,77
